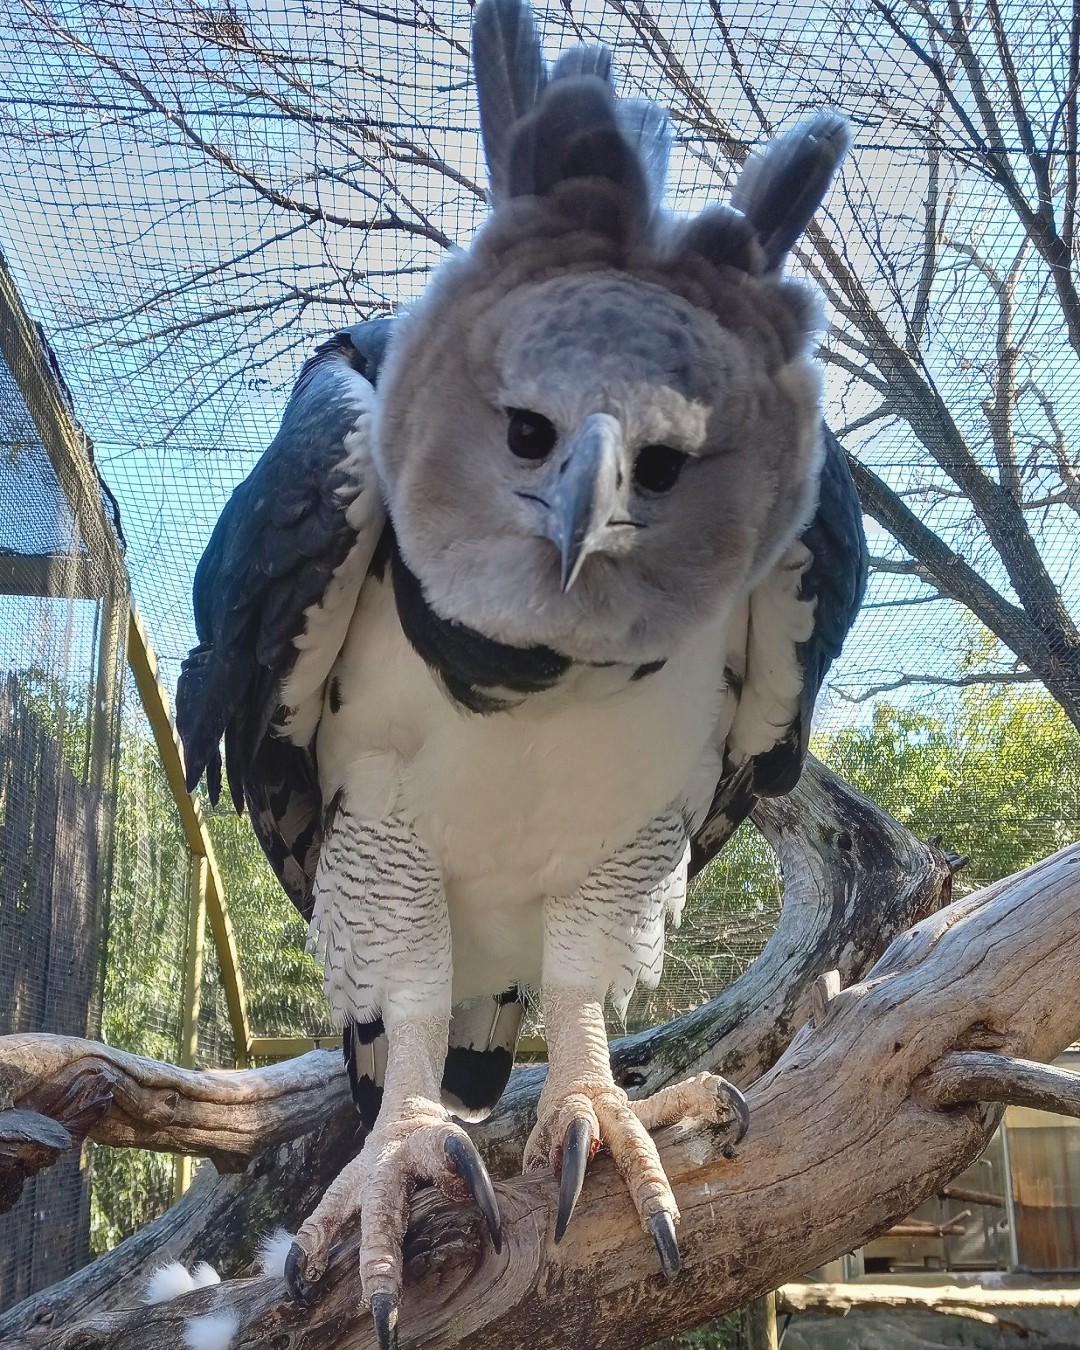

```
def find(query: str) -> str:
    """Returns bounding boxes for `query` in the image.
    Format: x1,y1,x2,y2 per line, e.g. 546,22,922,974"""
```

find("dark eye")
507,408,557,460
633,444,688,493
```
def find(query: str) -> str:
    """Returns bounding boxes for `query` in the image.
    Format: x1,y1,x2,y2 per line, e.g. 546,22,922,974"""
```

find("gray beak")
541,413,624,591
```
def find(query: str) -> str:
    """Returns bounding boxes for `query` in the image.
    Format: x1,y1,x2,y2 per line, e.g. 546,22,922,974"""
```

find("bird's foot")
627,1071,750,1141
523,1071,748,1279
284,1101,501,1349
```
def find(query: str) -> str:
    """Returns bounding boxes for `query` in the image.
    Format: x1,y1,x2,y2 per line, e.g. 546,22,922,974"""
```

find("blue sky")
0,0,1076,737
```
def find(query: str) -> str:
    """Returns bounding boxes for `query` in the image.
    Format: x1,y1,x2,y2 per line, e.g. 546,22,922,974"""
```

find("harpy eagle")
176,2,868,1342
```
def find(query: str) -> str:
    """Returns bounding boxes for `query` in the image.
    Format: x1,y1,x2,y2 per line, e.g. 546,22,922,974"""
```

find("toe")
591,1093,682,1276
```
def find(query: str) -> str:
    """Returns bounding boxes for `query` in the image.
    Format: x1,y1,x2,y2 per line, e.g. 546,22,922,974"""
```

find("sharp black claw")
283,1241,321,1306
371,1291,399,1350
445,1133,503,1254
717,1079,751,1144
648,1211,682,1280
554,1116,593,1242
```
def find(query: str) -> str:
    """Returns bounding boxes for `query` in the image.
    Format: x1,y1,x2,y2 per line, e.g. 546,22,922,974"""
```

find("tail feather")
343,1016,386,1132
343,993,524,1130
442,990,524,1122
550,43,611,83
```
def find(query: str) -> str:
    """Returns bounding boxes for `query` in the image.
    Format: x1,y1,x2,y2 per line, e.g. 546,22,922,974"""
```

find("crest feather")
731,112,851,270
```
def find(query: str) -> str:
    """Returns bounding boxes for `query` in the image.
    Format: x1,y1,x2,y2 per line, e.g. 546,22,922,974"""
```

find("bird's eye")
633,444,688,493
507,408,557,460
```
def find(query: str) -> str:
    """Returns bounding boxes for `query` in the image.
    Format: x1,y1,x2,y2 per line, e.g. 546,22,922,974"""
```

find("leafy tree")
822,683,1080,887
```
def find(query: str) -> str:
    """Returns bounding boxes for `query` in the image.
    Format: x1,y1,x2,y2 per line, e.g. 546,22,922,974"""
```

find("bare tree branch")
834,669,1039,702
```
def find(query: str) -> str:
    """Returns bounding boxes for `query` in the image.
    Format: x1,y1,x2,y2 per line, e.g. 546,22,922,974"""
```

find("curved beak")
534,414,628,592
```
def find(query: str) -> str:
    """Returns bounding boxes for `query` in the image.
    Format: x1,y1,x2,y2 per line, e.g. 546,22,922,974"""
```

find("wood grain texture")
0,759,1024,1347
7,838,1080,1348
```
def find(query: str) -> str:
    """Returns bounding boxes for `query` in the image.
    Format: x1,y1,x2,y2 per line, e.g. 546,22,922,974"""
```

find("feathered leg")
286,809,501,1350
524,815,748,1274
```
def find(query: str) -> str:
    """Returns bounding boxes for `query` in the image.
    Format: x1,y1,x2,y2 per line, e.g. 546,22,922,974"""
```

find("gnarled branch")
0,758,1039,1349
4,833,1079,1348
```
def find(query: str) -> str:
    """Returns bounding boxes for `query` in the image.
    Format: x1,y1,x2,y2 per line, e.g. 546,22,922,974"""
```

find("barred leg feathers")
543,810,689,1019
307,808,452,1030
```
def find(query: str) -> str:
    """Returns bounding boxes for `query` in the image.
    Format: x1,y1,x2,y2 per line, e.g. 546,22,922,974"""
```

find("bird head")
372,0,849,668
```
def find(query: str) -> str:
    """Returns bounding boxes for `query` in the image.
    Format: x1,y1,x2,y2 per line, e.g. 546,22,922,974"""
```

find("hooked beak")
521,414,632,592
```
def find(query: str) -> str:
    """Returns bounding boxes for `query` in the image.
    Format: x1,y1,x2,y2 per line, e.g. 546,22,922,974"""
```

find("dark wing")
690,425,868,876
176,319,393,917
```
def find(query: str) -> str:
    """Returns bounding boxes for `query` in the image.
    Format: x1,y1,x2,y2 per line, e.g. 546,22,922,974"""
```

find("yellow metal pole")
746,1292,779,1350
173,852,208,1200
126,606,252,1067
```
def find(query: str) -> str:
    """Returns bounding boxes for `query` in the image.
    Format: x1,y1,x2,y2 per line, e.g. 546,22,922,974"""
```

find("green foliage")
647,1310,747,1349
628,826,781,1031
91,724,190,1255
817,684,1080,887
203,804,330,1042
86,1143,173,1257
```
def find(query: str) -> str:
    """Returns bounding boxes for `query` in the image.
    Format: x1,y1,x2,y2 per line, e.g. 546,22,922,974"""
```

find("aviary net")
0,0,1078,1297
0,260,127,1307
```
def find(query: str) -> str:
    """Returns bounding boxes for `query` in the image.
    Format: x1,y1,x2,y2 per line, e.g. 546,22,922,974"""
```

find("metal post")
173,852,208,1201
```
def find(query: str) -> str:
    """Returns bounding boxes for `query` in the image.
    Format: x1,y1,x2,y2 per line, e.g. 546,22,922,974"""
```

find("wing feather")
690,425,868,875
176,319,393,914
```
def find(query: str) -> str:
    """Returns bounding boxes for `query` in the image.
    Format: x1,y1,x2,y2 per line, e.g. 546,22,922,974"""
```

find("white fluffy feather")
144,1261,196,1305
190,1262,221,1289
183,1311,239,1350
256,1228,296,1278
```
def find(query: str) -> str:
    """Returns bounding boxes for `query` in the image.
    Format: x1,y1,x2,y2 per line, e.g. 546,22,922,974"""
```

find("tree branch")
919,1051,1080,1117
0,1040,345,1174
8,830,1080,1348
834,669,1039,702
0,758,955,1338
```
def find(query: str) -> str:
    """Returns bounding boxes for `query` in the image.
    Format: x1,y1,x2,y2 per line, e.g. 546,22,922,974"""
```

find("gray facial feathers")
373,1,851,665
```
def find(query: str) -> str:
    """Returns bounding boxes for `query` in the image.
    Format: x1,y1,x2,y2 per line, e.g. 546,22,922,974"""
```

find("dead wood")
919,1050,1080,1117
4,834,1079,1348
776,1281,1080,1334
0,759,975,1344
0,1038,346,1174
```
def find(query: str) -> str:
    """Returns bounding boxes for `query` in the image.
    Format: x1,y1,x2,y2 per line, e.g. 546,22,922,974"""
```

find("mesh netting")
0,264,127,1307
0,0,1078,1303
0,0,1074,701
